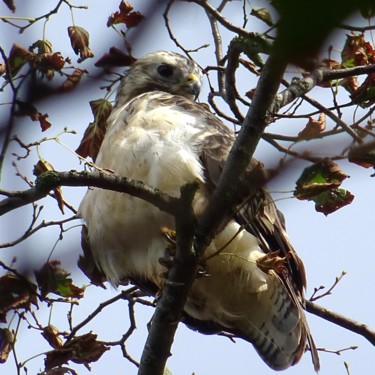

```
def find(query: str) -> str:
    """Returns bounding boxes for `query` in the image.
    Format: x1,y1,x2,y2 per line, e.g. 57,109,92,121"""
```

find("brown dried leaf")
245,88,256,100
95,47,136,67
2,0,15,12
15,101,52,132
341,76,359,95
251,7,273,26
0,328,14,363
59,68,87,92
78,226,107,287
33,52,65,71
42,325,63,350
76,99,113,161
45,333,109,370
0,63,6,76
67,26,94,63
33,160,64,213
0,273,38,323
298,113,326,140
35,260,85,299
7,43,34,77
107,1,144,28
348,142,375,168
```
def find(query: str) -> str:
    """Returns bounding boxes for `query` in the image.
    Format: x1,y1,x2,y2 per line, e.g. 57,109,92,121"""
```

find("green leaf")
35,261,85,299
294,159,354,215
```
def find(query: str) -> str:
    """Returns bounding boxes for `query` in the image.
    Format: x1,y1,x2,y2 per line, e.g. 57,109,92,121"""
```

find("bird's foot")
256,251,289,275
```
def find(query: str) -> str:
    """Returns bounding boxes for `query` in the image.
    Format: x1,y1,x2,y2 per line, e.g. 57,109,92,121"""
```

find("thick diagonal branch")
194,53,288,255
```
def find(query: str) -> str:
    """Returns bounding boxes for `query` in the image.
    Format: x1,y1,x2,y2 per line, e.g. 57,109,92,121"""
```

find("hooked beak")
185,73,201,100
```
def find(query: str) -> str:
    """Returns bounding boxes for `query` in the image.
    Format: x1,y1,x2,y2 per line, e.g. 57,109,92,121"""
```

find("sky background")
1,1,375,374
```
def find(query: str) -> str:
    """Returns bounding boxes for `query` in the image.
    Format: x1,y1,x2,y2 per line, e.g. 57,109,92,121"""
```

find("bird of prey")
79,51,319,371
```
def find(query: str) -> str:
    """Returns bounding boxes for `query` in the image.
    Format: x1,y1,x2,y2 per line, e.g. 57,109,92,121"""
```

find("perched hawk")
79,51,319,371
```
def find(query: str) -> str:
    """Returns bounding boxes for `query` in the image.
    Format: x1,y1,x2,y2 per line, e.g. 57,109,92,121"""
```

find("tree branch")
195,53,288,254
0,170,179,216
277,64,375,110
306,300,375,346
138,183,199,375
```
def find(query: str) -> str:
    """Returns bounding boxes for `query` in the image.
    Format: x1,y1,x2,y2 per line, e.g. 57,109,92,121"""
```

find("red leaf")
107,1,144,28
341,34,375,68
15,101,52,132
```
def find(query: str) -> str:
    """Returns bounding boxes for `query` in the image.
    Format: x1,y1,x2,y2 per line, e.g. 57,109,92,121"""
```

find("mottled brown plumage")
79,51,319,371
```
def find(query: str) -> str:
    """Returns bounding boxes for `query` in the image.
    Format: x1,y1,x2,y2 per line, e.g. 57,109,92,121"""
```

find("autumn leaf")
35,260,85,299
76,99,113,161
0,273,38,323
30,39,53,54
0,328,14,363
32,52,65,71
33,160,64,213
314,189,354,216
251,7,273,26
294,159,354,215
107,1,144,28
341,34,375,68
298,113,326,140
15,100,52,132
95,47,136,68
348,141,375,168
341,76,359,95
7,43,34,77
45,333,109,370
67,26,94,63
59,68,87,91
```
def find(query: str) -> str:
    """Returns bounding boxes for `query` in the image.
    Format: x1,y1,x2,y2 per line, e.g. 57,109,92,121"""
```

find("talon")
160,226,176,245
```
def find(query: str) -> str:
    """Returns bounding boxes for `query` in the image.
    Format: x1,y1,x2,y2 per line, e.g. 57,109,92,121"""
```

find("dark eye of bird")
157,64,174,78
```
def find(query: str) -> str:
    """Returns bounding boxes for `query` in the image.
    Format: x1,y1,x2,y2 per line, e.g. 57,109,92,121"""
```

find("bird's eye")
157,64,174,78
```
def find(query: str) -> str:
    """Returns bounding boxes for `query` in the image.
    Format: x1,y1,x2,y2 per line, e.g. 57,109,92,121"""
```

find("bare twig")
309,271,347,302
190,0,251,38
66,287,139,341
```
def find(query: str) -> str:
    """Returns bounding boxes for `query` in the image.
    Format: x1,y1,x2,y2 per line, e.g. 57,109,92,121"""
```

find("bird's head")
117,51,202,103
